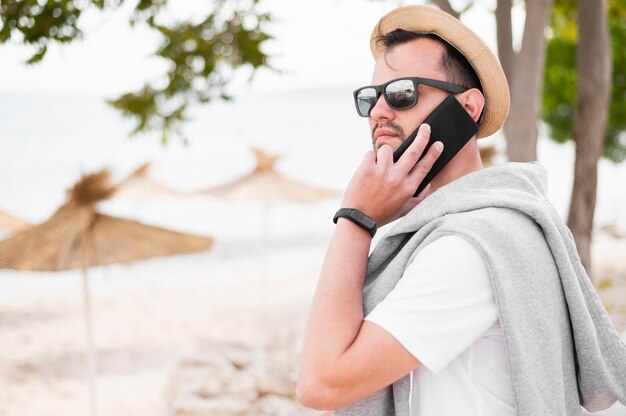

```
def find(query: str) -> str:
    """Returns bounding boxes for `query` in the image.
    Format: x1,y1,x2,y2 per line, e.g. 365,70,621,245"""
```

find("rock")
251,363,296,397
224,370,259,400
249,394,307,416
165,338,316,415
168,366,226,398
170,394,252,416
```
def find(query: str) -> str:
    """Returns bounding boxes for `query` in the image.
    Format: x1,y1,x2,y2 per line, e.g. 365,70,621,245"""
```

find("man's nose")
369,94,395,121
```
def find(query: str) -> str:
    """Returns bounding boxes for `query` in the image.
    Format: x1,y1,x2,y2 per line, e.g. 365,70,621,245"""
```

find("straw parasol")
0,169,213,416
0,209,30,235
200,146,339,203
114,162,184,198
197,146,339,279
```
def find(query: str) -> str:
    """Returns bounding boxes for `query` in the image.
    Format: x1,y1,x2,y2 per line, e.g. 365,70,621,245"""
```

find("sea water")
1,87,625,297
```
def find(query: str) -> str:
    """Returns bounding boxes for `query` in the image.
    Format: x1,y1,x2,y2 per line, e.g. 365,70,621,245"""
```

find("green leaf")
25,44,47,64
2,0,274,143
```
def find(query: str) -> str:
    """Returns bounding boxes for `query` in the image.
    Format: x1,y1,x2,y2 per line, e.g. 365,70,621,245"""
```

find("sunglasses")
353,77,467,117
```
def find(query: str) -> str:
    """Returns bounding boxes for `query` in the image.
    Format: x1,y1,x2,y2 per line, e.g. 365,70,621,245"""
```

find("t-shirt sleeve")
365,235,497,374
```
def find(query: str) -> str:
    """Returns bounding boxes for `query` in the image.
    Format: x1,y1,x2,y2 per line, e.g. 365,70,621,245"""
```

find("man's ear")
460,88,485,123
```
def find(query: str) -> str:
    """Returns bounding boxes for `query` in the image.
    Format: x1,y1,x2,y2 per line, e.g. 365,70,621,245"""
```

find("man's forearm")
297,127,442,409
298,218,371,391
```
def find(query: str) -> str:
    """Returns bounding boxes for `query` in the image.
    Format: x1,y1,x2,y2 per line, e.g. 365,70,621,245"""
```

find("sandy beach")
0,239,325,416
593,234,626,334
0,226,625,416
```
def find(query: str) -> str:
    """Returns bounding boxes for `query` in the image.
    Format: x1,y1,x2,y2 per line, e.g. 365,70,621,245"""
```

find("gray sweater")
336,162,626,416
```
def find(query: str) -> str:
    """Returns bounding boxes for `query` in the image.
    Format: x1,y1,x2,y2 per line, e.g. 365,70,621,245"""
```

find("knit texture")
335,162,626,416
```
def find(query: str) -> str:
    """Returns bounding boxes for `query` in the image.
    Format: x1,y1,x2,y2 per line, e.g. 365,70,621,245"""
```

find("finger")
375,143,394,166
360,150,377,167
408,141,443,182
397,123,431,173
414,183,431,203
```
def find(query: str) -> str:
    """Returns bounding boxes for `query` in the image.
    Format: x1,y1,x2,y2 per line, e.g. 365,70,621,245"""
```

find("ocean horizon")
2,87,625,226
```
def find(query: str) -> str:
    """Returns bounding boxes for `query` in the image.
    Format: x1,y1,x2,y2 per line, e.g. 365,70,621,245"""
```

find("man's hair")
375,29,482,92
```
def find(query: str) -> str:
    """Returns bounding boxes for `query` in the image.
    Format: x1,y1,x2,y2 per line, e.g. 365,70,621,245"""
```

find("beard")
371,121,406,150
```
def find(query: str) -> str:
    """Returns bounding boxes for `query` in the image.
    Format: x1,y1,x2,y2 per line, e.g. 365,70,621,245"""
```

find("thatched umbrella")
114,162,184,198
0,209,30,236
200,147,339,203
196,146,339,278
0,169,213,416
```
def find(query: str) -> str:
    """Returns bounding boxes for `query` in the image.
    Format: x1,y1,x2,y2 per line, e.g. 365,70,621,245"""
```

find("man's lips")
374,129,400,146
374,129,399,140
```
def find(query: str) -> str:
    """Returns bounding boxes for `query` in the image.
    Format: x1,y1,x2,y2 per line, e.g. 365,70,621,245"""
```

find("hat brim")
370,5,510,139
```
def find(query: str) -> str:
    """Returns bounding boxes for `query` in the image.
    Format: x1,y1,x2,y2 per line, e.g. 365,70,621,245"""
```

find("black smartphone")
392,95,479,196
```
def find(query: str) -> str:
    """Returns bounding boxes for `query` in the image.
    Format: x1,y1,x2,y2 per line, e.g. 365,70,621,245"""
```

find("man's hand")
341,123,443,227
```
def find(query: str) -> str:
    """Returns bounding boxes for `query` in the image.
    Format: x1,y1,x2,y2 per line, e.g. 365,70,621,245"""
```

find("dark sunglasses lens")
356,88,378,116
386,79,417,109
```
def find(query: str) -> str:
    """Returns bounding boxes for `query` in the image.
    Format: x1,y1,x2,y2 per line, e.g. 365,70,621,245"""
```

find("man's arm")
297,124,443,410
297,219,421,410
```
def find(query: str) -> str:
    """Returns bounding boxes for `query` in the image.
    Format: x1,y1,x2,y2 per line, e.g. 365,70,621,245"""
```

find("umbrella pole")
81,268,98,416
261,201,271,296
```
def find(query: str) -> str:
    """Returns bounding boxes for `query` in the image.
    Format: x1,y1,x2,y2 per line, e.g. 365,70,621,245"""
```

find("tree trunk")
495,0,514,86
496,0,515,142
504,0,553,162
567,0,612,277
431,0,460,19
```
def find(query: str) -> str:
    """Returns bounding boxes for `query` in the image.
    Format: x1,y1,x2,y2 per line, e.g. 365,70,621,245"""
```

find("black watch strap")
333,208,377,237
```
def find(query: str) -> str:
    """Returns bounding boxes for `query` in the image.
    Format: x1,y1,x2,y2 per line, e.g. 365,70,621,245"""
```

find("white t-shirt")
365,235,516,416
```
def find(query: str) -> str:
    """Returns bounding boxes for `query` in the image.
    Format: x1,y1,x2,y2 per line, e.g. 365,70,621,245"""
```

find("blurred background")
1,0,625,415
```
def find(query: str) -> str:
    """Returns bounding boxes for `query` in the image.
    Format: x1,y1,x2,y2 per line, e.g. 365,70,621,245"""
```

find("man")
297,5,626,416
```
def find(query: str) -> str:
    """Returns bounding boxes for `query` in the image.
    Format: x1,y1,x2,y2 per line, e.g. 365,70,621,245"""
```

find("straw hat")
370,5,510,138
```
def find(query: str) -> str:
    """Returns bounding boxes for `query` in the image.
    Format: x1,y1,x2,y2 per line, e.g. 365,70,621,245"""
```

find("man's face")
369,38,450,150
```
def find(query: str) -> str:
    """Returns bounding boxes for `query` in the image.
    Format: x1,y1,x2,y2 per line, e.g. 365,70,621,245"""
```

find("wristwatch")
333,208,377,237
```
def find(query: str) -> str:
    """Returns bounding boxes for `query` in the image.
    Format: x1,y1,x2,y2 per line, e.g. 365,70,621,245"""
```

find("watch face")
333,208,376,237
350,210,376,229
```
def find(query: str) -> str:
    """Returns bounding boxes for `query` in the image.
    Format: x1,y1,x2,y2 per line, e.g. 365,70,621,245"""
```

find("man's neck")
427,138,484,194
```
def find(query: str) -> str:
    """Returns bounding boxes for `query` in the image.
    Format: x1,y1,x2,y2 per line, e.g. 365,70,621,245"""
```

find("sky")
0,0,520,97
1,1,625,233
